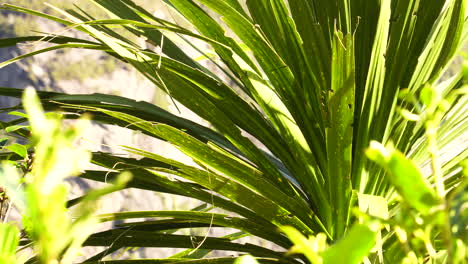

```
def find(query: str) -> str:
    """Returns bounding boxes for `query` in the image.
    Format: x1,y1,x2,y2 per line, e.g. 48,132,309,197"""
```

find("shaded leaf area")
83,231,286,259
81,257,281,264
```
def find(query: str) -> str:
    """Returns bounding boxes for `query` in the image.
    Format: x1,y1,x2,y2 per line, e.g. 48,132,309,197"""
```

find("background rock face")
0,0,236,260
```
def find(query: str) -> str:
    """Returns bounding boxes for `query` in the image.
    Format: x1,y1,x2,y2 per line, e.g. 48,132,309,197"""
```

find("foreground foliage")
0,89,130,263
0,0,467,263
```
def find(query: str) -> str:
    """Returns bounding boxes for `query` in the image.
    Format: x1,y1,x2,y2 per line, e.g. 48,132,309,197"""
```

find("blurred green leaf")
4,125,29,133
449,176,468,242
321,222,380,264
7,111,28,119
4,143,28,158
366,141,440,215
235,255,259,264
0,223,19,264
281,226,327,264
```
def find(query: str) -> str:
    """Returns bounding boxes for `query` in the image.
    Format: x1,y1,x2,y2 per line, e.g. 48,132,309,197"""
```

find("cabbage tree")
0,0,466,263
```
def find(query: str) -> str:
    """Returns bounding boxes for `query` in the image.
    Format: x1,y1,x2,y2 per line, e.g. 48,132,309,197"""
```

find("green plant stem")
426,121,453,263
427,124,444,197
